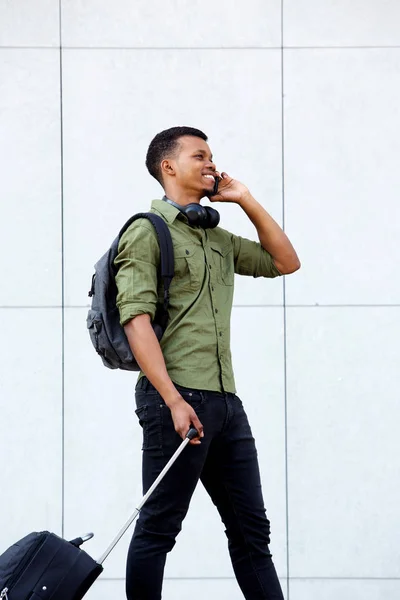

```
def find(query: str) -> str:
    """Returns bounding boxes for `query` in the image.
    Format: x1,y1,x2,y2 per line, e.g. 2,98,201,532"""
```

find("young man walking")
115,126,300,600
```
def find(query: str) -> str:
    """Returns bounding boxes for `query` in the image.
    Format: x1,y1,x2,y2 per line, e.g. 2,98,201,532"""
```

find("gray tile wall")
1,2,399,599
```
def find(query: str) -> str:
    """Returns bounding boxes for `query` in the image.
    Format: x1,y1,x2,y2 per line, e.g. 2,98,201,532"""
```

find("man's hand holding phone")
209,171,250,205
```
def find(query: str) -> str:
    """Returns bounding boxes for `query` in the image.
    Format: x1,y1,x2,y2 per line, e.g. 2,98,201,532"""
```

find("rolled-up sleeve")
114,222,160,326
231,234,282,278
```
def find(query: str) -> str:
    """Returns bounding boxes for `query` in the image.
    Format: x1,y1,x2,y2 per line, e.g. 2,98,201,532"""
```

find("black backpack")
87,213,174,371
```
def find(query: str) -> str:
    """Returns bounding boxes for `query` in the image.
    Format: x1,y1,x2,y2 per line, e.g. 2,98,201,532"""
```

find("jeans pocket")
134,400,163,452
135,404,147,427
173,387,204,413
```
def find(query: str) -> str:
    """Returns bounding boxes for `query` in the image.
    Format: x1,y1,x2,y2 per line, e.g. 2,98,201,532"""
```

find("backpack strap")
118,213,174,312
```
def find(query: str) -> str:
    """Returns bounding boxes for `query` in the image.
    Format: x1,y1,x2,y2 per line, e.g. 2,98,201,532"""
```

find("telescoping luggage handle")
97,427,199,565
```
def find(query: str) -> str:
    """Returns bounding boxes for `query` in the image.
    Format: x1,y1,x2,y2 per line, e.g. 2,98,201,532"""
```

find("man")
115,126,300,600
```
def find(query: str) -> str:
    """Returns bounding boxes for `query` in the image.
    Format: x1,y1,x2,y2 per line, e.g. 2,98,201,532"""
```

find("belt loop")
143,376,149,391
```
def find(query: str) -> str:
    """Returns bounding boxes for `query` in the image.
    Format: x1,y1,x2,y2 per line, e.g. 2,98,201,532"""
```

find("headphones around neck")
163,196,220,229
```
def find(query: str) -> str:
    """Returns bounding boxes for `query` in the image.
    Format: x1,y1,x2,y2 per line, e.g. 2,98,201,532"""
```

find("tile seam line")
98,576,400,581
281,1,290,597
290,577,400,581
98,576,289,582
1,304,400,309
284,45,400,49
0,45,280,50
58,0,65,540
1,45,400,50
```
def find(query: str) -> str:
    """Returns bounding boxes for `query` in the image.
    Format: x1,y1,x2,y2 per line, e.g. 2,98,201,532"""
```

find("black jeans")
126,378,284,600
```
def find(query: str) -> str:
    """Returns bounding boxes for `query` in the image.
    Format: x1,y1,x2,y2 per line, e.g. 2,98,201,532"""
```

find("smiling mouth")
202,174,215,184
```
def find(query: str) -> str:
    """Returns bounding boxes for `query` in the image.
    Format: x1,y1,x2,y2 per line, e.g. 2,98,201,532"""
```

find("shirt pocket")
171,243,203,292
210,242,234,286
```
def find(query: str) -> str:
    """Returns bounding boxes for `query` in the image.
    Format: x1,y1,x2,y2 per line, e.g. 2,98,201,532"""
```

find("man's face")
167,135,216,196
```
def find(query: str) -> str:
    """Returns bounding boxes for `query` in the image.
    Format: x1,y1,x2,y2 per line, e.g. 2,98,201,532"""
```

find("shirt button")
185,249,189,255
219,332,222,337
215,308,218,313
211,286,214,292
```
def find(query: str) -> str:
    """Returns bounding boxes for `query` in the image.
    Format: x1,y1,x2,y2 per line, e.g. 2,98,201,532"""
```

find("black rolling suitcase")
0,429,198,600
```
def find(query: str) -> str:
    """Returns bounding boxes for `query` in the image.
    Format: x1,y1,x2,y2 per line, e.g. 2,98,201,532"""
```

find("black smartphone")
212,176,220,195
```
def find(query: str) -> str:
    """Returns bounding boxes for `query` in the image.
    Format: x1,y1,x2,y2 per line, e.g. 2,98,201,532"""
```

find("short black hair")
146,126,208,186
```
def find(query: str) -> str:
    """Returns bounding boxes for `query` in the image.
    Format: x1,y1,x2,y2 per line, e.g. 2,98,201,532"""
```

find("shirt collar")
151,198,183,224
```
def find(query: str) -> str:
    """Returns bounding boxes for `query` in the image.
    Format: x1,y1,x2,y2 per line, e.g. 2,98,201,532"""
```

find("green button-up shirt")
115,199,281,393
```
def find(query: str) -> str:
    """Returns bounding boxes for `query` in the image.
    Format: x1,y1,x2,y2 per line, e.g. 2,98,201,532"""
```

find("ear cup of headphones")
163,196,220,229
184,203,209,227
204,206,220,229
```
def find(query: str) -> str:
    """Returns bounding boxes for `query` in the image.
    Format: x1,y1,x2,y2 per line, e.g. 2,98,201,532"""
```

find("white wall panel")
284,49,400,305
62,49,283,307
290,579,400,600
61,0,281,48
0,1,59,47
0,50,62,306
64,307,231,579
285,1,400,47
84,577,288,600
286,307,400,578
63,306,287,579
166,307,288,578
230,306,287,576
63,307,139,577
0,309,62,551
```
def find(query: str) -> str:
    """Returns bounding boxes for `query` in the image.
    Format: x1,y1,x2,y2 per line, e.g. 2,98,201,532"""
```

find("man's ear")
161,159,175,179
